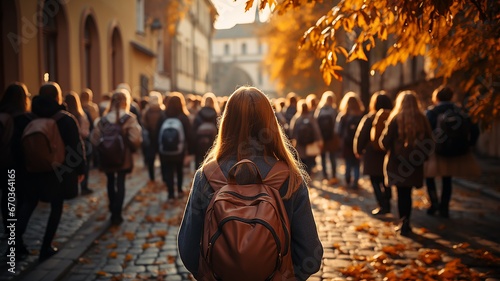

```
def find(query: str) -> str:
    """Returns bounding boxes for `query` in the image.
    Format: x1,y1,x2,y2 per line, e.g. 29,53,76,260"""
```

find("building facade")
0,0,160,101
211,13,277,97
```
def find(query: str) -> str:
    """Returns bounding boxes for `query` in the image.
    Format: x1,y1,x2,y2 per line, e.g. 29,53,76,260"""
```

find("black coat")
354,112,386,176
30,95,86,201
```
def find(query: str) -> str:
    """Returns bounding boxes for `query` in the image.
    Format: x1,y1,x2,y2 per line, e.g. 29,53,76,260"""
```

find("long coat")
380,116,433,187
354,112,386,176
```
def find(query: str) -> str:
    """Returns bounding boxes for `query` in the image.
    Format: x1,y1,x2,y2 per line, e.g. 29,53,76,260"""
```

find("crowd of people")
0,81,480,270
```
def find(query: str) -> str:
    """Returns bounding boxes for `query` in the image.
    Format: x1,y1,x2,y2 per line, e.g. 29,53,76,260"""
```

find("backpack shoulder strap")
52,110,67,121
263,161,290,190
203,160,227,192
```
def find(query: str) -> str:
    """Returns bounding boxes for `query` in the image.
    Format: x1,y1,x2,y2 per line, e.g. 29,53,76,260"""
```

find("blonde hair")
318,91,337,108
388,90,431,146
202,86,308,199
202,92,221,114
104,89,131,123
148,91,165,110
339,91,365,115
65,91,85,118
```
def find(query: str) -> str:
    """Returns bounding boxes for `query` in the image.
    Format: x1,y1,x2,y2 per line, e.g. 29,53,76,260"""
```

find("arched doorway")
109,24,124,91
38,0,70,91
80,9,101,98
1,0,20,93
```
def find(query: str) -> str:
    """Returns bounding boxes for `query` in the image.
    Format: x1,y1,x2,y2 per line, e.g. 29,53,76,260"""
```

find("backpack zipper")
219,191,270,201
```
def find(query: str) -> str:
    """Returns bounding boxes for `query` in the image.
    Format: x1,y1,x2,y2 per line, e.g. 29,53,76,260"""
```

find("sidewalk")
452,154,500,200
0,155,151,281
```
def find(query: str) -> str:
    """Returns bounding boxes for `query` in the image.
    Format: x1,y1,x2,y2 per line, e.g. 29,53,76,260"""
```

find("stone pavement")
2,154,500,280
0,155,150,281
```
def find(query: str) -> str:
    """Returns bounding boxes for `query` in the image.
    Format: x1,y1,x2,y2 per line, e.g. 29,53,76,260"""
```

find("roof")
213,22,262,39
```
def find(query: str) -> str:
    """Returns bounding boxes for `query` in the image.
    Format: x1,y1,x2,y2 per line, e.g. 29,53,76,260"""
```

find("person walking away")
354,91,393,214
17,82,86,261
315,91,341,184
336,92,365,189
380,90,433,236
65,91,93,195
424,86,480,218
178,86,323,281
141,91,164,183
80,88,99,122
158,93,193,200
0,83,32,256
192,92,219,169
290,100,323,175
91,89,142,226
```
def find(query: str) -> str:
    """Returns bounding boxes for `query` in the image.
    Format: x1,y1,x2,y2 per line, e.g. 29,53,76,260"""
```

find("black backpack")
433,107,471,157
343,115,363,144
195,117,217,157
317,108,335,141
97,114,131,170
296,118,315,146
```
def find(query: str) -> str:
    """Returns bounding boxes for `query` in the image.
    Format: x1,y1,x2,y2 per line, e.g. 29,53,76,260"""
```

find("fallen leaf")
106,243,118,249
108,251,118,258
96,271,109,276
124,254,133,262
168,255,176,264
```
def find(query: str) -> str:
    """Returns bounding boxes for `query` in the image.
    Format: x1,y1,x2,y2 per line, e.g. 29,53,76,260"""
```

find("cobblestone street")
59,161,500,281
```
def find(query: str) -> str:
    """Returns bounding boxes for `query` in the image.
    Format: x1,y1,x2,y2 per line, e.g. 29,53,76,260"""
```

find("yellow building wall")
16,0,158,100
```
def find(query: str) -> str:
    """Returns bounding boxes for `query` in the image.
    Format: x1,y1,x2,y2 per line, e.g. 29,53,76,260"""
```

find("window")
224,44,229,55
136,0,145,33
111,27,124,89
42,1,58,81
140,74,148,97
241,43,247,55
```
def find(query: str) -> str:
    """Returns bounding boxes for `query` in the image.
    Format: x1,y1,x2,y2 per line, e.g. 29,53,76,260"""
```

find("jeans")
161,159,184,199
105,172,126,219
344,157,360,185
321,152,337,179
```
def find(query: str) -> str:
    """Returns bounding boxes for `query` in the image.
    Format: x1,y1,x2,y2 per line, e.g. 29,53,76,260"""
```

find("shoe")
81,188,94,196
111,215,124,226
350,183,359,189
439,209,449,218
372,208,390,215
396,221,413,236
39,247,58,262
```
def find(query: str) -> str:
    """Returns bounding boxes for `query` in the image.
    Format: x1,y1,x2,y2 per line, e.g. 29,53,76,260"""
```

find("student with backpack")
354,92,393,215
157,92,193,200
315,91,340,184
424,86,480,218
290,100,323,175
380,91,433,236
0,83,32,250
336,92,365,189
16,82,86,261
90,89,142,225
192,92,219,169
65,91,93,196
178,86,323,281
141,91,165,183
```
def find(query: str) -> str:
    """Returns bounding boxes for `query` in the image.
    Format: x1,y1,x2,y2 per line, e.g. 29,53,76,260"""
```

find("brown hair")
388,90,431,147
65,91,85,118
165,92,190,117
202,92,220,114
39,82,62,104
104,89,131,123
339,91,364,116
80,88,93,105
0,82,31,114
202,86,308,199
318,91,337,109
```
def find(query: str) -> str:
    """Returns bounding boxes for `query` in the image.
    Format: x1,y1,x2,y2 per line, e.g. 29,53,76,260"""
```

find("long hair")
80,88,93,105
318,91,337,109
339,91,365,115
65,91,85,118
165,92,190,117
0,82,30,114
202,86,308,199
202,92,220,114
296,100,309,117
368,91,393,113
306,94,318,112
148,91,165,110
388,90,430,146
104,89,131,123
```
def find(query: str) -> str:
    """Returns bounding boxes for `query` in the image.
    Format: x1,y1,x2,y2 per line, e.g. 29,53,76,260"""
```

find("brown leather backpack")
198,159,296,281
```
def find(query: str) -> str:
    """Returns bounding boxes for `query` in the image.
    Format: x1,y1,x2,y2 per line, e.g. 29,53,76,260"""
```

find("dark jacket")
142,105,163,155
178,156,323,281
337,112,363,159
192,107,218,133
380,116,433,187
315,106,340,152
290,115,322,159
354,112,386,176
157,112,193,162
30,95,86,201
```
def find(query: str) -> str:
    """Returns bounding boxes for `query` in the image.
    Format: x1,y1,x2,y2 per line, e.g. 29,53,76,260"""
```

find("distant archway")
1,0,21,92
109,22,124,92
80,8,101,98
38,0,70,91
213,63,253,96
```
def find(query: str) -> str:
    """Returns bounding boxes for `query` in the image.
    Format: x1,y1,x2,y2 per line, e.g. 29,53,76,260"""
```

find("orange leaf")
155,230,168,237
124,254,133,262
106,243,118,249
142,243,151,250
168,255,176,264
108,251,118,258
245,0,254,12
96,271,109,276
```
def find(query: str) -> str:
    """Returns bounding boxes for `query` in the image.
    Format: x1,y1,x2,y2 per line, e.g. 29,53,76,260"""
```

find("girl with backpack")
315,91,340,184
336,92,365,189
192,92,220,169
65,91,93,195
290,100,323,175
178,86,323,281
380,90,433,236
141,91,164,183
157,92,193,200
354,92,393,215
90,89,142,226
